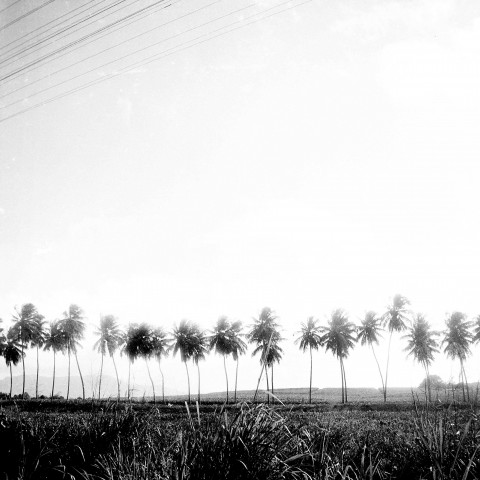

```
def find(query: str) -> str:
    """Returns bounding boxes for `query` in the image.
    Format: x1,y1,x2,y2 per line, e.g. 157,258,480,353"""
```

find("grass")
0,398,479,479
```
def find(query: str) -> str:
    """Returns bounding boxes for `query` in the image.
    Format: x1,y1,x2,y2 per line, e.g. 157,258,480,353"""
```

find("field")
1,390,479,479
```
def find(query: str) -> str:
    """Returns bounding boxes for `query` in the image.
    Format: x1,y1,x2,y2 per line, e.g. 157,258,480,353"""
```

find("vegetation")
381,294,410,403
3,294,480,406
1,400,480,479
295,317,323,404
248,307,283,404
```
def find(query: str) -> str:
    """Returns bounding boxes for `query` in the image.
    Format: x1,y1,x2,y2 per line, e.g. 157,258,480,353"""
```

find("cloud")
0,207,5,215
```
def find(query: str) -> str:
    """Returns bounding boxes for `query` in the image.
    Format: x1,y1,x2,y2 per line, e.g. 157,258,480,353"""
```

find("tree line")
1,294,479,404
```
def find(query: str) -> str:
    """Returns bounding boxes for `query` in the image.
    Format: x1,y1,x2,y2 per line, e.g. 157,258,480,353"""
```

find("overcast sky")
1,0,480,398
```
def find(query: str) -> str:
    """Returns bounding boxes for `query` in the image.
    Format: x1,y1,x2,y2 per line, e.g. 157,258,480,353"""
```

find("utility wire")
0,0,107,55
0,0,55,32
0,0,23,16
0,2,251,107
0,0,137,67
0,0,209,100
0,0,311,124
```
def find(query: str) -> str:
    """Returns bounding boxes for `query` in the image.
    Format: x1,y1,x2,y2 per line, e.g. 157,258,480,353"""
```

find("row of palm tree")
0,304,86,400
1,296,480,404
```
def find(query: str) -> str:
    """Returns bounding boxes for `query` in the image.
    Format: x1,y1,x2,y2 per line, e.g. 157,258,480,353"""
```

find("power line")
0,0,312,124
0,0,208,101
0,0,107,55
0,1,172,84
0,0,136,67
0,0,55,32
0,2,251,107
0,0,23,16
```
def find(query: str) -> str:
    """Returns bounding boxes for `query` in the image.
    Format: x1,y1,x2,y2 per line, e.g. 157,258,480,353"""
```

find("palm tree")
264,340,283,402
121,326,135,400
10,303,44,398
30,315,46,399
43,320,66,399
442,312,473,402
248,307,281,403
403,314,439,402
191,326,208,404
0,319,6,382
357,311,385,399
124,323,156,402
209,316,238,403
230,320,247,403
94,315,123,400
4,331,22,398
295,317,323,404
382,294,410,403
321,309,356,404
172,319,198,403
151,327,170,403
59,304,86,400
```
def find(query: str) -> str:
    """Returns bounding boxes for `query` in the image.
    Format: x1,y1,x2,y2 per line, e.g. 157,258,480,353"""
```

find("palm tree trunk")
339,358,344,404
74,350,85,400
145,358,155,403
371,344,385,398
197,362,201,404
112,355,120,401
271,364,274,403
253,360,266,403
343,358,348,403
98,352,104,400
234,357,239,403
461,359,470,402
127,360,131,400
384,330,393,403
9,363,13,398
36,346,40,399
51,351,56,400
67,347,71,400
223,354,229,403
185,361,190,403
158,358,165,403
309,346,313,404
425,363,431,403
21,341,25,399
265,365,270,404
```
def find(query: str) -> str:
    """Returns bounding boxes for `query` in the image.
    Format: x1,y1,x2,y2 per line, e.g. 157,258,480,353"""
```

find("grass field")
1,390,479,479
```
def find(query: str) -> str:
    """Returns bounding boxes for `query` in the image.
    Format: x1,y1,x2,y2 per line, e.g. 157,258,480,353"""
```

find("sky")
1,0,480,398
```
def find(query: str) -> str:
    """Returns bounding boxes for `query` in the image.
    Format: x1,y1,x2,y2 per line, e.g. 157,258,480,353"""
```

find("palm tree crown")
44,321,66,354
357,311,383,346
94,315,122,357
247,307,280,352
443,312,473,361
230,320,247,361
382,294,410,332
172,319,199,363
321,309,356,359
404,314,439,366
296,317,323,352
124,323,154,361
210,316,235,356
4,338,22,366
59,304,85,353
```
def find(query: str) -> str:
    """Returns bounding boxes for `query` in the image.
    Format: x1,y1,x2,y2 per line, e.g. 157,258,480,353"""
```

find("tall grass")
1,400,479,479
